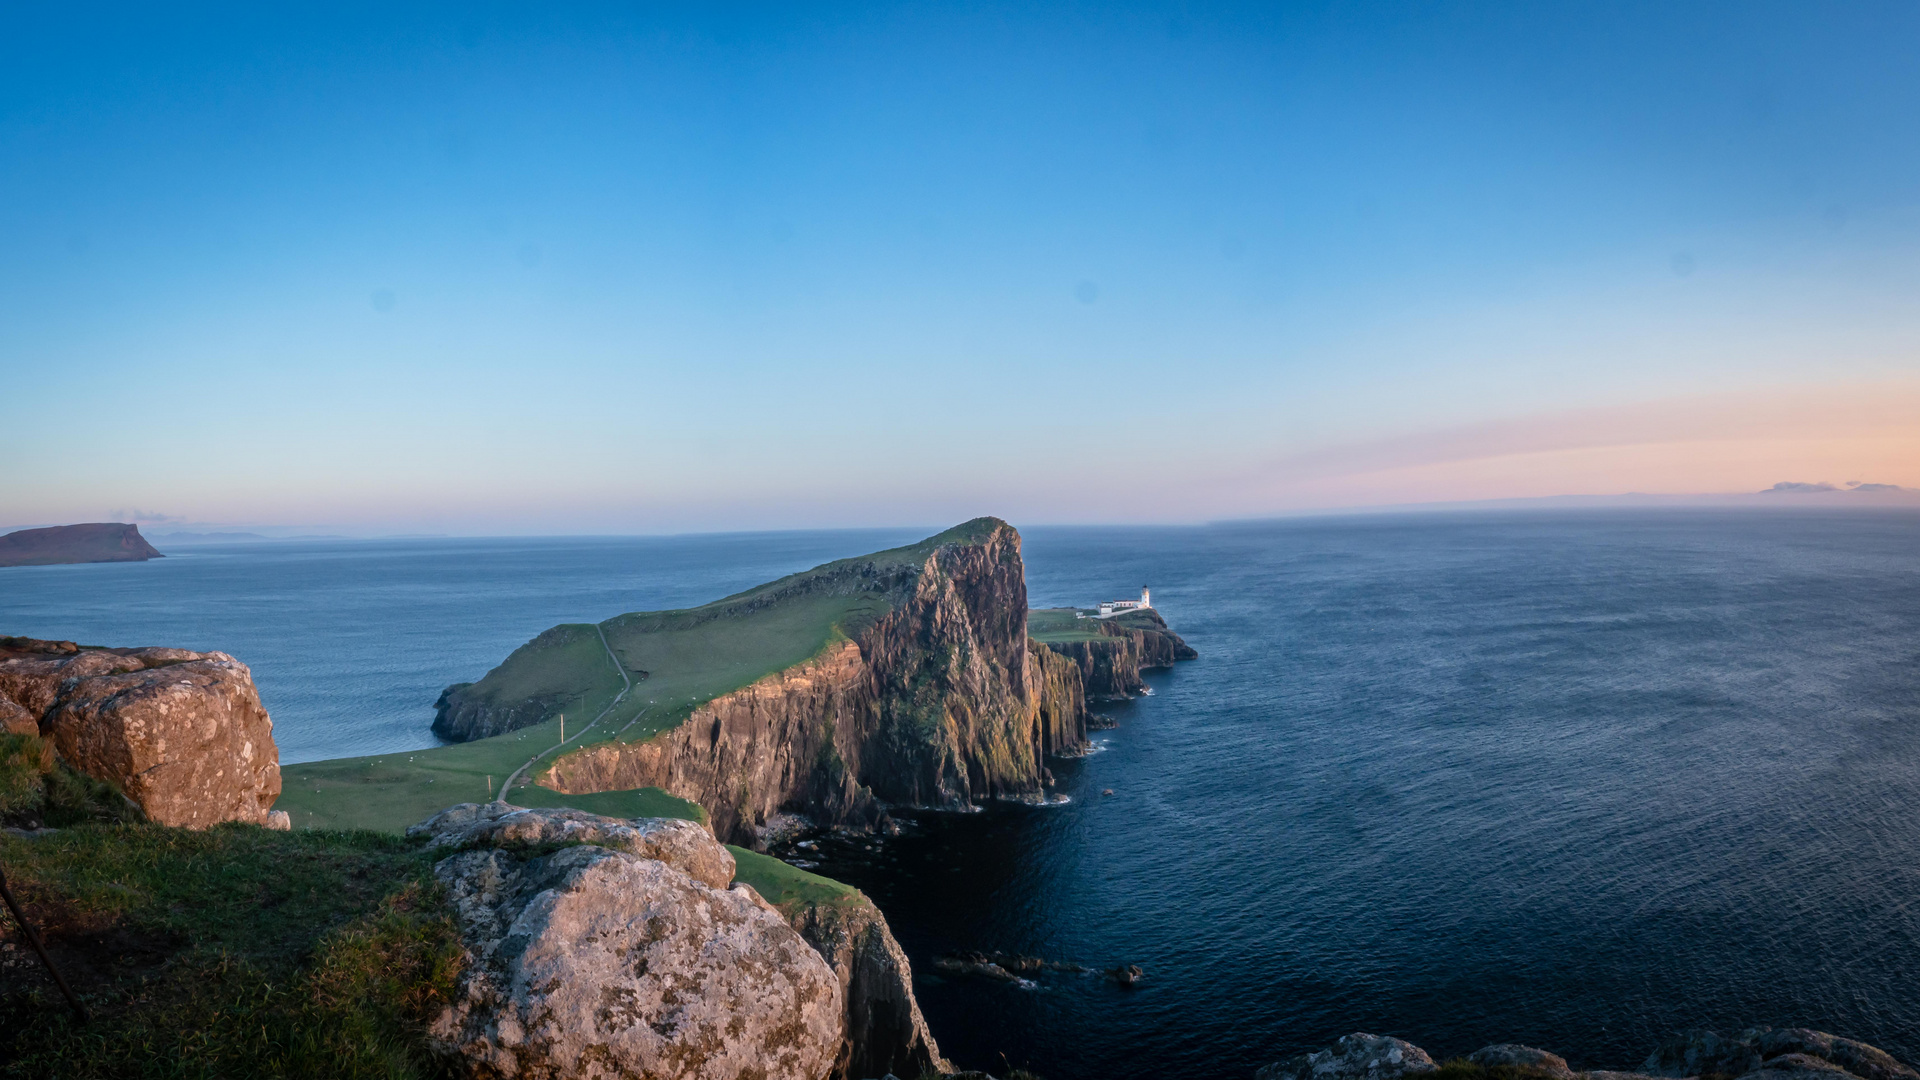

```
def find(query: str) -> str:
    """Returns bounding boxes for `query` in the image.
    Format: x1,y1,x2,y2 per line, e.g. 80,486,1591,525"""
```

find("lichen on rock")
420,804,842,1080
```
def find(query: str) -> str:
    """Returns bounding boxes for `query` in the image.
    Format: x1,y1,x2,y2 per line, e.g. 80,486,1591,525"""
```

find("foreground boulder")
0,637,280,827
418,804,842,1080
1259,1029,1917,1080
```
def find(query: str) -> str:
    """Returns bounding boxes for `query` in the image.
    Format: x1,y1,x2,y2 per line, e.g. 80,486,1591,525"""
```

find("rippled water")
4,511,1918,1076
807,510,1920,1078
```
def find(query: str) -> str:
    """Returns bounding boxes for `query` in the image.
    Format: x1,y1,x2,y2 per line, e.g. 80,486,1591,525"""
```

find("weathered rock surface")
1645,1029,1920,1080
0,637,280,827
1259,1028,1918,1080
409,802,735,889
0,522,163,568
425,805,841,1080
1470,1045,1575,1079
783,893,950,1080
1257,1033,1437,1080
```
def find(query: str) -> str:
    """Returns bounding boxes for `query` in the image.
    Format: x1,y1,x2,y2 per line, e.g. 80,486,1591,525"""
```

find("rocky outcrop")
1645,1029,1920,1080
408,801,737,889
1259,1029,1918,1080
0,523,163,568
783,894,950,1080
0,637,280,827
1258,1033,1436,1080
538,520,1090,844
1037,609,1197,699
417,804,842,1080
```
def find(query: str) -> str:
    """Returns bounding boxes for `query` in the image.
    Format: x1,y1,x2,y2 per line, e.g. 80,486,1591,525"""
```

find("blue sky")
5,2,1920,532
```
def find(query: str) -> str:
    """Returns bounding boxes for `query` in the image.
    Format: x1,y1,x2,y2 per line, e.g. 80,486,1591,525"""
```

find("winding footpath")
498,623,633,800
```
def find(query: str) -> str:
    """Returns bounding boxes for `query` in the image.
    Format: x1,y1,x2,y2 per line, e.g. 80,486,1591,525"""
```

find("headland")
0,523,163,568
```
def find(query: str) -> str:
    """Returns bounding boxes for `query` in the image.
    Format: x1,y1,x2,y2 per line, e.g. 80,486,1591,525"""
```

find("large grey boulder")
425,806,841,1080
409,802,736,889
1257,1033,1437,1080
784,893,950,1080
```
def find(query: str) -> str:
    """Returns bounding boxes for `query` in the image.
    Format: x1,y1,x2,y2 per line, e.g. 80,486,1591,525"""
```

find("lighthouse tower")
1140,587,1151,608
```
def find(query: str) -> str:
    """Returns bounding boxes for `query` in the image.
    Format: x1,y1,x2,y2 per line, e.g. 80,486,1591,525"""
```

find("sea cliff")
529,519,1100,843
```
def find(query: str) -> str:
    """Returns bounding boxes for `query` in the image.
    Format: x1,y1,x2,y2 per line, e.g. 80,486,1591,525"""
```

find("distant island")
0,522,164,568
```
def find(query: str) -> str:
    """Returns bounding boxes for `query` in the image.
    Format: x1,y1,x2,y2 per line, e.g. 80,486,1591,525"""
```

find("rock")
1470,1045,1574,1079
786,894,951,1080
1646,1029,1920,1080
428,810,841,1080
265,810,291,830
407,802,735,889
1105,964,1145,988
1743,1055,1861,1080
1257,1033,1437,1080
0,638,280,828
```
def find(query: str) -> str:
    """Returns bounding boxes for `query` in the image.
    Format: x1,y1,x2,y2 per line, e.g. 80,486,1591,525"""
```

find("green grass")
1026,606,1166,645
0,823,460,1079
279,518,1010,834
0,733,142,829
726,846,861,911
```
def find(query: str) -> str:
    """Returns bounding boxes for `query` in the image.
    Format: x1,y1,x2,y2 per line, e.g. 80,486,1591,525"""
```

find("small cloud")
1761,481,1838,493
1850,482,1906,493
107,508,184,523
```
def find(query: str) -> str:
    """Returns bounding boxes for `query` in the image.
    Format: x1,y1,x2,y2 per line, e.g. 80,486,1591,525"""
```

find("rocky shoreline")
1259,1030,1918,1080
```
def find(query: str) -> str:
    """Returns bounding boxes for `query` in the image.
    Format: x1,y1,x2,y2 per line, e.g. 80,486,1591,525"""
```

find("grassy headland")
1025,606,1166,644
276,519,1004,834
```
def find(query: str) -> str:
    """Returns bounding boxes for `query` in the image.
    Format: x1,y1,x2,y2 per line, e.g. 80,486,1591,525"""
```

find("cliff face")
785,895,950,1080
0,636,281,827
1039,609,1198,699
0,523,163,568
540,520,1087,843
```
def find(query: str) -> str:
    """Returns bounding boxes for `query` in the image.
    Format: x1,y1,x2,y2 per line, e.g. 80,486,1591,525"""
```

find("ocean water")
4,511,1919,1076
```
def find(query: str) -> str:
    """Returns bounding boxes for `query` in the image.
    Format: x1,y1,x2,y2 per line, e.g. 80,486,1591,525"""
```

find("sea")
3,510,1917,1078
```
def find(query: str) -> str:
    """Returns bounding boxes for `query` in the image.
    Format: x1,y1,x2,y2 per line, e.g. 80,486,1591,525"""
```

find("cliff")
429,519,1089,844
0,636,281,827
0,522,163,568
1027,606,1198,699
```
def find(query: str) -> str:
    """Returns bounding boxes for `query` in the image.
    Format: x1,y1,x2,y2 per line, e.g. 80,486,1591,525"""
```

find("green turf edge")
726,846,862,911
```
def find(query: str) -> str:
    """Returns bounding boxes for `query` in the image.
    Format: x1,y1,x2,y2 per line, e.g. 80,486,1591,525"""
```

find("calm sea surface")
3,511,1918,1076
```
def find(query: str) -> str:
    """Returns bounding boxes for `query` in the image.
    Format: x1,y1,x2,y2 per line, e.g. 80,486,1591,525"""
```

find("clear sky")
5,2,1919,533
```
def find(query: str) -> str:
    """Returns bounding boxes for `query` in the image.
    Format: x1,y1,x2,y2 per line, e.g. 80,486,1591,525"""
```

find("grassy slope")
277,519,1002,835
0,824,458,1079
1026,606,1164,644
727,846,863,911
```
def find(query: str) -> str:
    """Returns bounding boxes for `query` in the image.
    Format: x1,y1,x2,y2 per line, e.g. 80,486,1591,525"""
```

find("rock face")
0,522,163,568
1037,608,1197,700
1645,1029,1920,1080
1257,1033,1436,1080
783,894,950,1080
537,520,1094,843
1260,1029,1918,1080
0,637,280,827
417,804,842,1080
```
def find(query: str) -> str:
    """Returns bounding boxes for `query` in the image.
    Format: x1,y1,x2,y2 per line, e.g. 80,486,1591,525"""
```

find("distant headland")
0,522,163,568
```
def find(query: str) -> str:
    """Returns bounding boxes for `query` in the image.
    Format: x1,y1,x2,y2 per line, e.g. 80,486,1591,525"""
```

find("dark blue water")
4,511,1918,1075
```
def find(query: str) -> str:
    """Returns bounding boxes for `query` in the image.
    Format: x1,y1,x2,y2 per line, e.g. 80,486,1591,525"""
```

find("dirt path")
498,623,632,801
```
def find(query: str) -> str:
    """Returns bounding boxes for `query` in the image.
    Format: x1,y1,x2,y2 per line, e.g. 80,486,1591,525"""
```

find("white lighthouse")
1095,587,1154,618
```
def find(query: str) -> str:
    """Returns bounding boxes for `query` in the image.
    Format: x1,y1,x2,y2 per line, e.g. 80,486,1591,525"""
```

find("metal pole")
0,863,89,1023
